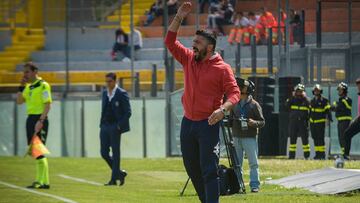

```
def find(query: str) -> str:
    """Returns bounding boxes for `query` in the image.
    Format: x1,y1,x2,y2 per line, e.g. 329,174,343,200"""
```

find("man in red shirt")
164,2,240,203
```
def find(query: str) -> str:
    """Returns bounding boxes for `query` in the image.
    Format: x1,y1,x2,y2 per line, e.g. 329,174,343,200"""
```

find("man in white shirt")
248,12,260,27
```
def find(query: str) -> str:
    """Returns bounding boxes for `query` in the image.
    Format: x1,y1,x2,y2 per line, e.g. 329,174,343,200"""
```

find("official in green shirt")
16,62,52,189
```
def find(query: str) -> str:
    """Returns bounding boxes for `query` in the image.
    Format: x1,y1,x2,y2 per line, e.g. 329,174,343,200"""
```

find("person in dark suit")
100,72,131,186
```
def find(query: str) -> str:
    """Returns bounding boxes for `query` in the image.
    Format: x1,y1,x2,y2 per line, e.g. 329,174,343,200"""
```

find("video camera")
223,115,248,130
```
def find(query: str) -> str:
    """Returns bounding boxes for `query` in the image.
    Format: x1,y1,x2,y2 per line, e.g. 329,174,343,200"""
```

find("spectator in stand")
207,0,234,35
290,9,302,45
144,0,162,26
199,0,219,14
240,12,261,45
232,11,250,27
131,29,143,51
258,7,277,43
130,29,143,60
227,12,250,44
167,0,179,16
144,0,178,26
111,28,130,62
248,11,260,27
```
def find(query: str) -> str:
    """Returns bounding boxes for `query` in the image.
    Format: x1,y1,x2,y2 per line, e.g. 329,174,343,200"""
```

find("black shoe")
39,184,50,189
26,182,42,189
251,188,259,193
104,180,117,186
119,170,127,186
343,155,350,160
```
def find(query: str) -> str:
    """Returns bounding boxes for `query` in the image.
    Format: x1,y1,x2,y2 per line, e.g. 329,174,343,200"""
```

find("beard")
194,47,208,62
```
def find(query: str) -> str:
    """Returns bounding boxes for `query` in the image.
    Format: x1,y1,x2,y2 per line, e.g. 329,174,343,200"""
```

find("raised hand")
177,2,192,19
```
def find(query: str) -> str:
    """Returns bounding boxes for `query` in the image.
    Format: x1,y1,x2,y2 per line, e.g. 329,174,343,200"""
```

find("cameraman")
230,78,265,193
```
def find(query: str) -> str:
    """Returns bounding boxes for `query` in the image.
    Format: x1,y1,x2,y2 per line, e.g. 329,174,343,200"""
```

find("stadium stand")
1,0,360,93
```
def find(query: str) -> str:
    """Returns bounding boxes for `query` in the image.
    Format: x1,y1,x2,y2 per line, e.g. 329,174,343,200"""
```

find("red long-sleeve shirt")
164,31,240,121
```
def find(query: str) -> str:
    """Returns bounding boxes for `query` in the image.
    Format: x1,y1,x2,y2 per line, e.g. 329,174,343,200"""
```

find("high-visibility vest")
310,97,331,123
228,28,245,44
228,28,237,44
334,96,352,121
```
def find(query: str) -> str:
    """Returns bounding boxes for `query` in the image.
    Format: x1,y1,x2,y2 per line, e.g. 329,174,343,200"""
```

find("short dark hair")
24,62,38,72
195,29,217,50
248,12,255,16
106,72,117,81
356,78,360,84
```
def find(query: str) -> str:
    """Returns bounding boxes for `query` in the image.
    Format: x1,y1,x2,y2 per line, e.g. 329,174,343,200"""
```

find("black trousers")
344,116,360,156
288,118,309,159
310,123,325,159
100,123,126,181
26,115,49,145
180,117,220,203
338,120,350,154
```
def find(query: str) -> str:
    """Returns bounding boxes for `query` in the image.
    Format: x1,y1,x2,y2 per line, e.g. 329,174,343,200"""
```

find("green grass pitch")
0,157,359,203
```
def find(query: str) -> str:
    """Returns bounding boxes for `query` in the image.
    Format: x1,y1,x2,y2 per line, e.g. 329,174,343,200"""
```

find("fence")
0,96,167,158
278,45,360,84
169,86,360,157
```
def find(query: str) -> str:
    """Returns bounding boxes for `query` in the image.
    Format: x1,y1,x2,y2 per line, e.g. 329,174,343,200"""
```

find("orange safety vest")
243,27,251,45
260,11,278,43
228,28,244,44
228,28,237,44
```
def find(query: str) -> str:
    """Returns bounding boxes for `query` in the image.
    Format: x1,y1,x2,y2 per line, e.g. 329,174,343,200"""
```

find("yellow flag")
25,134,50,159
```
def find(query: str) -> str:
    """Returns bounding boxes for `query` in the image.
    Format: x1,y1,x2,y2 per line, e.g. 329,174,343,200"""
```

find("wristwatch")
220,106,226,115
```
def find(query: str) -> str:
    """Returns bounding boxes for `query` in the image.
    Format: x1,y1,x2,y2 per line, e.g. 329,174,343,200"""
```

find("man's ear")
207,44,214,53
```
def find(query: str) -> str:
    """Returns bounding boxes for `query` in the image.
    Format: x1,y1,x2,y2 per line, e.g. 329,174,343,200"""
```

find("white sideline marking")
0,180,77,203
58,174,103,186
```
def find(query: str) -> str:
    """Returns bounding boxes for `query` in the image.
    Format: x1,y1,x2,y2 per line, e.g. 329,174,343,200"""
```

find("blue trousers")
180,117,220,203
100,123,122,181
234,137,260,189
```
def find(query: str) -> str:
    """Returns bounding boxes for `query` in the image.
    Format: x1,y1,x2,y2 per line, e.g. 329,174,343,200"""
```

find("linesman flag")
25,135,50,159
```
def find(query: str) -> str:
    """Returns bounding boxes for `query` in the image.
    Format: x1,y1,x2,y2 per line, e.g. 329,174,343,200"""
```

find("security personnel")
286,84,311,159
16,62,52,189
344,78,360,160
331,82,352,155
309,84,331,160
100,72,131,186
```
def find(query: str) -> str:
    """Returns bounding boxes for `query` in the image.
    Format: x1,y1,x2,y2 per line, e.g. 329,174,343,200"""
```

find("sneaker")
26,182,42,189
343,155,350,160
39,184,50,189
251,188,259,193
104,180,117,186
121,57,131,63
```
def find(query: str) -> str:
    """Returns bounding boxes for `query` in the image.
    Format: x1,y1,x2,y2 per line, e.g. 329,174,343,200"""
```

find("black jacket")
332,96,352,121
286,96,310,121
100,87,131,134
310,96,331,124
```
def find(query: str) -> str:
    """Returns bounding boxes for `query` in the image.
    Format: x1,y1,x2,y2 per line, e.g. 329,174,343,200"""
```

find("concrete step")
5,45,38,52
43,28,360,51
16,58,276,72
0,51,30,58
31,45,286,62
19,35,45,41
0,56,24,64
107,14,141,22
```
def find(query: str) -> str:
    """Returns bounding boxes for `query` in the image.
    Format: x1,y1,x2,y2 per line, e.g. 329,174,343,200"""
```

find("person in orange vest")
274,9,287,45
259,7,277,44
228,12,250,44
242,12,261,45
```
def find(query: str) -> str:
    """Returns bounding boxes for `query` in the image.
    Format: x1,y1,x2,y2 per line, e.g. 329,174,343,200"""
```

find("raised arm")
164,2,193,66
